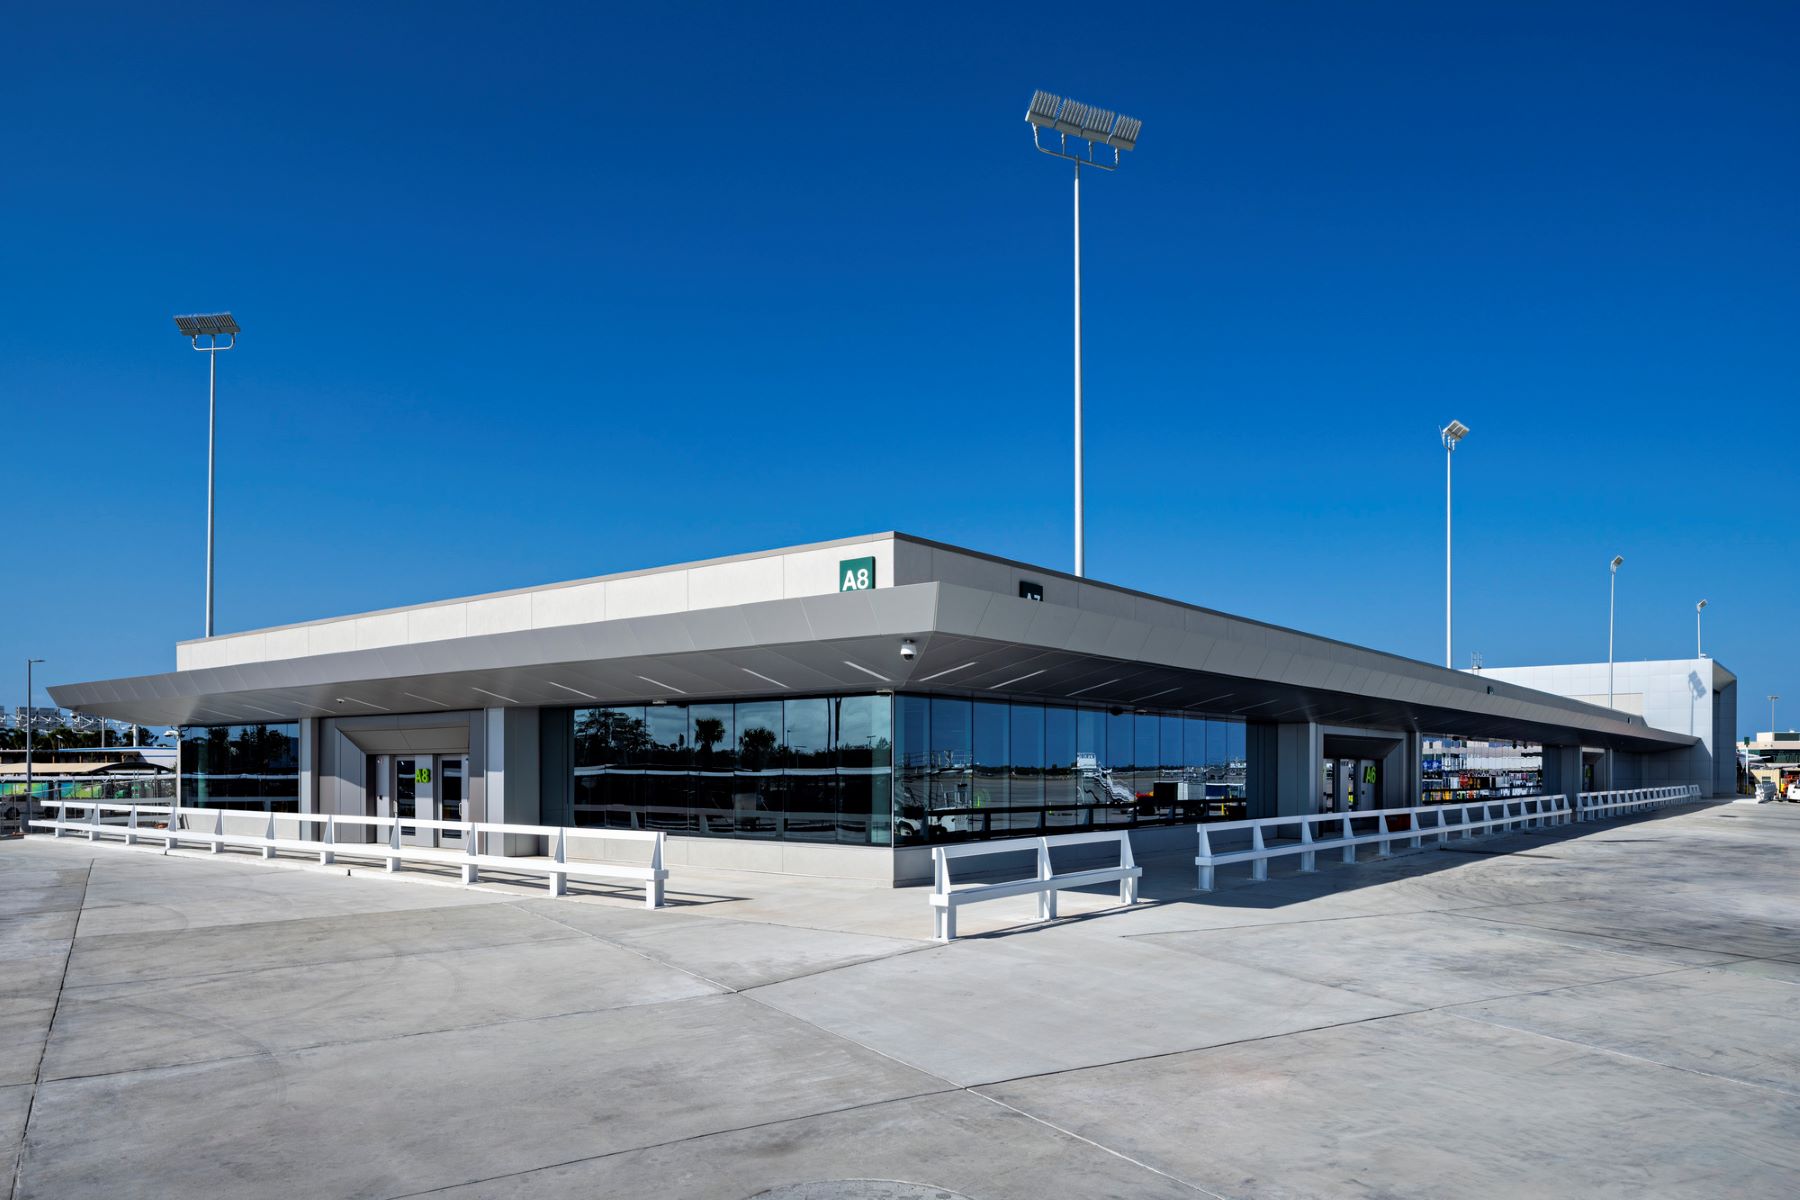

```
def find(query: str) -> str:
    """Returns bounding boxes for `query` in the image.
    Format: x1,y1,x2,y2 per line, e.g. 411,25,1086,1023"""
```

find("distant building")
1473,658,1737,797
1742,731,1799,795
8,706,63,732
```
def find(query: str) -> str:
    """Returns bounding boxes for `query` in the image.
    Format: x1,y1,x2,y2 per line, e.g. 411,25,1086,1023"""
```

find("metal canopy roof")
50,582,1695,754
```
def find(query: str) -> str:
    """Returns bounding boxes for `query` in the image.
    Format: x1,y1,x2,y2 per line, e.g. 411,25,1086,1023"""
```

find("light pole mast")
1608,555,1624,708
1026,91,1142,579
1771,694,1780,734
1696,599,1708,658
1439,421,1469,668
24,658,44,823
174,313,239,638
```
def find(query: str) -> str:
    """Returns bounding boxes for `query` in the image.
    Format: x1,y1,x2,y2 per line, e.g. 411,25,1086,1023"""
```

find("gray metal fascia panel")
1260,650,1295,683
1171,632,1216,672
972,596,1041,645
677,604,762,653
1100,619,1154,663
797,591,879,643
1023,602,1083,646
932,586,998,640
864,583,940,634
1062,611,1119,658
740,600,818,647
1138,624,1187,666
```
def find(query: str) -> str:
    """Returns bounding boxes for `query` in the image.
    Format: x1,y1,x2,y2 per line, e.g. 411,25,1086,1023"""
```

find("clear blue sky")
4,2,1795,738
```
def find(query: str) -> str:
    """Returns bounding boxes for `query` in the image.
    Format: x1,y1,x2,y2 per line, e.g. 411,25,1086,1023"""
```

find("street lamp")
1440,420,1469,668
1770,695,1780,735
173,312,240,638
24,659,44,823
1025,91,1143,579
1696,599,1709,658
1608,555,1624,708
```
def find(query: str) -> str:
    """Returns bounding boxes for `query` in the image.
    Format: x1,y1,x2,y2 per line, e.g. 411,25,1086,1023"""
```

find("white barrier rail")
1575,785,1699,821
930,829,1141,942
29,800,668,909
1195,795,1572,892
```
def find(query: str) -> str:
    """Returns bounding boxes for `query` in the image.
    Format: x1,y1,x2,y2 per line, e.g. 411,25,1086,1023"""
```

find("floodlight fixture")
1611,554,1624,571
173,313,240,339
1441,419,1469,448
173,311,240,637
1025,90,1142,167
1024,90,1144,579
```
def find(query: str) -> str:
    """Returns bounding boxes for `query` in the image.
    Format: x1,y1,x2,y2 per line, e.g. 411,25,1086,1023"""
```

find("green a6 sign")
838,556,876,592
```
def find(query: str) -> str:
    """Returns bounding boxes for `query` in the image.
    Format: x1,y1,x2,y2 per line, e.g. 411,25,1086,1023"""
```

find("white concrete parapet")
929,829,1141,942
29,801,669,910
1195,795,1573,892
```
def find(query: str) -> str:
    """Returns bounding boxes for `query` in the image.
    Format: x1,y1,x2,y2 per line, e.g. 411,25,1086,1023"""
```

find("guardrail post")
1037,838,1057,920
386,819,400,873
211,809,223,853
1341,814,1356,864
320,815,335,865
125,804,139,847
547,828,566,896
261,811,276,860
933,847,954,941
463,827,480,887
1299,819,1316,873
1195,827,1215,893
647,832,665,910
165,805,180,851
1376,813,1392,857
1251,825,1269,881
1119,832,1137,905
88,804,101,842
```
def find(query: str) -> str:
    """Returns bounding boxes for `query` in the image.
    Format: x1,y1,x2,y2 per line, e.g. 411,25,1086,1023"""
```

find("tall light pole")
173,313,240,638
24,659,44,823
1696,599,1709,658
1440,420,1469,668
1770,694,1780,734
1608,555,1624,708
1025,91,1143,579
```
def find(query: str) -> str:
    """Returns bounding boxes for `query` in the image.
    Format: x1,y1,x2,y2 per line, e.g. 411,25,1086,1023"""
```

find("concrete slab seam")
1435,1007,1800,1099
9,861,89,1200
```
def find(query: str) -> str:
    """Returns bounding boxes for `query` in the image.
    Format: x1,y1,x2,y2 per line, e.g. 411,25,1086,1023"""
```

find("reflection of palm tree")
694,718,725,748
739,726,777,769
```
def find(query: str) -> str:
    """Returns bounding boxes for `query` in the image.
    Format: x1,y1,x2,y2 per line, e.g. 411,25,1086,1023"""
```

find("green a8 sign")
838,556,876,592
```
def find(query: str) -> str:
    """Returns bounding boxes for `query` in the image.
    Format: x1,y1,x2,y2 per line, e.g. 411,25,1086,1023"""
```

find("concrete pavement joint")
9,861,89,1200
31,988,733,1089
374,1086,967,1200
1436,1007,1800,1099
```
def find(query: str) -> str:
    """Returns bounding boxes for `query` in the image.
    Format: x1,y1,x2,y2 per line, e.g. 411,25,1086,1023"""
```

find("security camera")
899,639,917,662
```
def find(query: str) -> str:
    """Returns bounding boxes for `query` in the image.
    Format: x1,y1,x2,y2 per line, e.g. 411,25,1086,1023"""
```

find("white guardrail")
1575,785,1699,822
29,801,669,909
930,829,1141,942
1195,795,1570,892
1197,785,1701,892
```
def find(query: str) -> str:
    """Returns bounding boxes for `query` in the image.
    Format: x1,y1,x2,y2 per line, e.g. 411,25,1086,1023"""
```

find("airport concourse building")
51,534,1716,884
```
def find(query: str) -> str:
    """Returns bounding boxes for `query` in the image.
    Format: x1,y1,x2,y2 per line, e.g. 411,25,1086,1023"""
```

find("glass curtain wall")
571,695,892,845
180,723,301,811
894,696,1246,845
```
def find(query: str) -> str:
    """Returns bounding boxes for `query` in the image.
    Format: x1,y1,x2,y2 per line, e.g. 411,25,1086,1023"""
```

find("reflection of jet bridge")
1077,755,1137,805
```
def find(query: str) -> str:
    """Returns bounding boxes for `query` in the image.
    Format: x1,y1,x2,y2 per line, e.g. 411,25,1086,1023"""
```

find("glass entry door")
394,756,437,847
440,756,466,842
